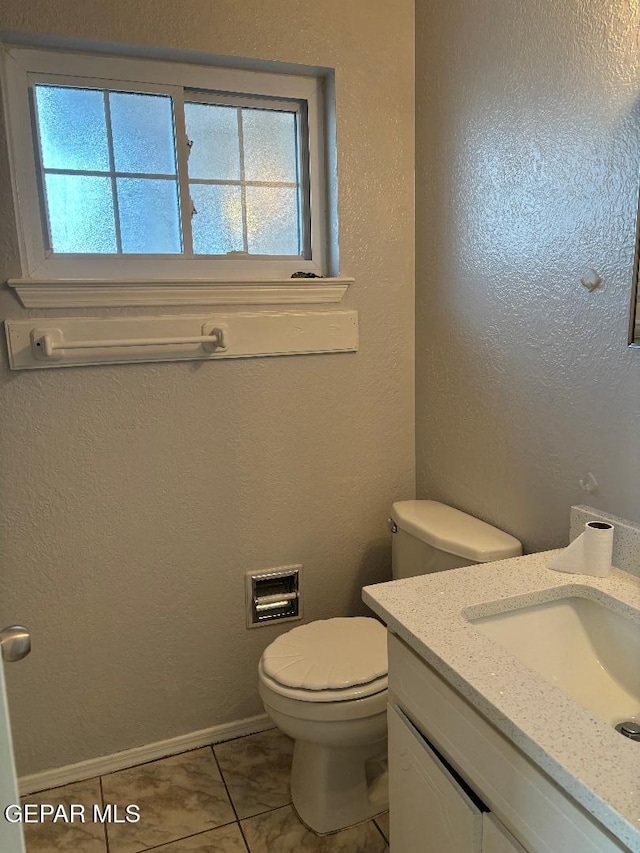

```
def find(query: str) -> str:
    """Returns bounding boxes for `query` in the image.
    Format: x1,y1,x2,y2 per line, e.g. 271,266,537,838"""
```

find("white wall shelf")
6,278,353,308
4,311,358,370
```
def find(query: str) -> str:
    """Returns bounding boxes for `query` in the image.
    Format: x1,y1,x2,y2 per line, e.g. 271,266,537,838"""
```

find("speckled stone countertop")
362,552,640,851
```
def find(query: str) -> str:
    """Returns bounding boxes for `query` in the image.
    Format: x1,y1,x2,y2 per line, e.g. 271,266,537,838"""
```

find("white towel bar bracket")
31,325,227,360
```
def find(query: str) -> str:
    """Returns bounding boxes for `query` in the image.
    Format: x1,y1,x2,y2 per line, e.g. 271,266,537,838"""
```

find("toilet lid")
261,617,388,691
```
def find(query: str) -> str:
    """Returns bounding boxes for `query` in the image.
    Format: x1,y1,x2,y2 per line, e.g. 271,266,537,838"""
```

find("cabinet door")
482,814,527,853
388,704,483,853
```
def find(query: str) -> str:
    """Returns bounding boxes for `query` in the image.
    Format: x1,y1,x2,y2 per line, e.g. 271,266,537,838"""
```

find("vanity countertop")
362,551,640,851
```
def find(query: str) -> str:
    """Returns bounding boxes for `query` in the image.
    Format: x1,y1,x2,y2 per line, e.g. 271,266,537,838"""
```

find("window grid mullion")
296,105,312,260
172,87,194,258
29,86,55,255
102,91,123,255
41,167,179,181
188,178,299,189
237,107,249,254
294,114,302,256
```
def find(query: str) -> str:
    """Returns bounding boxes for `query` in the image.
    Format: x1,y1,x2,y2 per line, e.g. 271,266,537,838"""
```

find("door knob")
0,626,31,662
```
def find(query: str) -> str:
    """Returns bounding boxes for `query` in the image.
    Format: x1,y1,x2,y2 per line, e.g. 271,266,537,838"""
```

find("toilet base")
290,736,388,835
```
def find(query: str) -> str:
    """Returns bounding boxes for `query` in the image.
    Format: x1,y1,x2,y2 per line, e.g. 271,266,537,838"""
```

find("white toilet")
258,500,522,834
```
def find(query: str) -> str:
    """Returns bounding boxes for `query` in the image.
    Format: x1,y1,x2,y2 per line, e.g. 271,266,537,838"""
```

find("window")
185,99,306,258
2,46,339,304
33,86,307,258
34,86,182,256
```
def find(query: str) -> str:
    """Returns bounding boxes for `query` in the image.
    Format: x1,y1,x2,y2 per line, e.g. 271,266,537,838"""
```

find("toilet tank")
391,501,522,580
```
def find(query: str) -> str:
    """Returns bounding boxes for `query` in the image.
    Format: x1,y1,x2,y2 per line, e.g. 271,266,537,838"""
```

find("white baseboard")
19,713,273,796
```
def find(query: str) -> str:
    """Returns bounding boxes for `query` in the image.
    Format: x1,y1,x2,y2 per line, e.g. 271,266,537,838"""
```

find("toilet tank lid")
261,617,387,691
391,500,522,563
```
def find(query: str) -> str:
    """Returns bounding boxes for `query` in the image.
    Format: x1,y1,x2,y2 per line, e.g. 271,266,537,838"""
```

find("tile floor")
22,728,389,852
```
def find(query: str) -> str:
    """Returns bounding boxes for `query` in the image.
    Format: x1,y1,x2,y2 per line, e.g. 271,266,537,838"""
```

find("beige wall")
0,1,415,775
416,0,640,553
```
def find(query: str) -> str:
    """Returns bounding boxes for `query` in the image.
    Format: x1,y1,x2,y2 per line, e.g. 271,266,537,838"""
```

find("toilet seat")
259,661,388,702
260,616,388,702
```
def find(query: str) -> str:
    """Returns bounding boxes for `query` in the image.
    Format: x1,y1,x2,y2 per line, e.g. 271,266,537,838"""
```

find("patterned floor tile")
214,729,293,819
143,821,248,851
241,805,388,853
102,748,235,853
22,777,107,853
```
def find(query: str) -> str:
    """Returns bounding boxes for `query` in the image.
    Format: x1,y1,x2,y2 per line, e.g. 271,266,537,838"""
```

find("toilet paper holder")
246,566,302,628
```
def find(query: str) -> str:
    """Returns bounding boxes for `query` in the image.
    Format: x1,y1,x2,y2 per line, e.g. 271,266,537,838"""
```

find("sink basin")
469,596,640,727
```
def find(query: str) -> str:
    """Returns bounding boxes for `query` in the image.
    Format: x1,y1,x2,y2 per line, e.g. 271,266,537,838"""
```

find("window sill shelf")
7,277,353,309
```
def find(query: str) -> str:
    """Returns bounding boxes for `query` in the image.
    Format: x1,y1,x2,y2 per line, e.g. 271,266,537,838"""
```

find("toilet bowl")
258,501,522,834
258,617,388,835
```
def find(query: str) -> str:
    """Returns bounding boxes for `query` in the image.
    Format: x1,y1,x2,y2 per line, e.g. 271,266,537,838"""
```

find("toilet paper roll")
583,521,614,577
547,521,614,577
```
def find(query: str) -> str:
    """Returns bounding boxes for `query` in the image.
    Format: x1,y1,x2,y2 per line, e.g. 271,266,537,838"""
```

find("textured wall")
416,0,640,553
0,1,415,775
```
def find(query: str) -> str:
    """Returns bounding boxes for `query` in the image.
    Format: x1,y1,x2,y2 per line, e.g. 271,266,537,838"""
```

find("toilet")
258,500,522,834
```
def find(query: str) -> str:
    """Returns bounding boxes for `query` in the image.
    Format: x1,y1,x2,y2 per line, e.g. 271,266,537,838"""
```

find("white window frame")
2,46,348,308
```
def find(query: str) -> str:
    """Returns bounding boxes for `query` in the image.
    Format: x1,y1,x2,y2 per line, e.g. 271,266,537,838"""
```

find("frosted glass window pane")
185,103,240,181
243,110,298,183
110,92,177,175
117,179,182,254
191,185,243,255
44,174,116,253
246,187,299,255
35,85,109,172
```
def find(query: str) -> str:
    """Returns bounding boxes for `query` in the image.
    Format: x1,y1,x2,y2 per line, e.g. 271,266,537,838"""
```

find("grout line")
211,745,252,852
373,815,389,845
211,745,240,821
236,816,252,853
238,801,292,821
98,776,111,853
213,726,277,748
134,820,241,852
237,822,252,853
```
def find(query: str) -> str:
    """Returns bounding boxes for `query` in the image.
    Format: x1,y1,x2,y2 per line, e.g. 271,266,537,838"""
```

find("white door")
388,704,483,853
0,628,29,852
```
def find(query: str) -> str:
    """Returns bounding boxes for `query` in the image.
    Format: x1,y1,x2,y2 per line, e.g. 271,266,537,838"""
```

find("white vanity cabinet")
387,632,628,853
388,704,483,852
481,815,527,853
389,704,524,853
